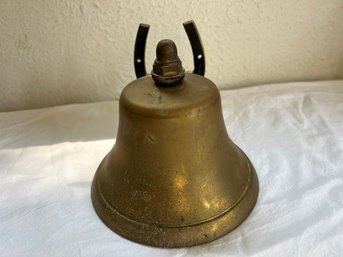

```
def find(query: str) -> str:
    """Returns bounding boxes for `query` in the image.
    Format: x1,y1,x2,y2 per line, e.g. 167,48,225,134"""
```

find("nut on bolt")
152,39,185,87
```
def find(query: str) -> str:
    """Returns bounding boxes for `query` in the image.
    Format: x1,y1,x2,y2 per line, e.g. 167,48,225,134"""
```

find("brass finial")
152,39,185,86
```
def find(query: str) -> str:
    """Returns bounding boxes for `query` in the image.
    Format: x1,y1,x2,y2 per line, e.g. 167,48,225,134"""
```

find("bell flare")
91,73,258,247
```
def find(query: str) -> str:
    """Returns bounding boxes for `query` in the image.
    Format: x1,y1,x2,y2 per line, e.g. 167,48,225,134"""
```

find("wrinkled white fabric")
0,80,342,257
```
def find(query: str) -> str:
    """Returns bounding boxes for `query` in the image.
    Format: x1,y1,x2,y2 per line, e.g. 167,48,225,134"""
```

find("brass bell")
91,21,259,248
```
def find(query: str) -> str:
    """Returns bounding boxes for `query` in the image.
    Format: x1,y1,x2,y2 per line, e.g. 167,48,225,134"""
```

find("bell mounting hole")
197,54,202,59
136,59,141,63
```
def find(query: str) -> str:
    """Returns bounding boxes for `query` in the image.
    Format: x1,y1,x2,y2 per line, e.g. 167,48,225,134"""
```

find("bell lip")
91,152,259,248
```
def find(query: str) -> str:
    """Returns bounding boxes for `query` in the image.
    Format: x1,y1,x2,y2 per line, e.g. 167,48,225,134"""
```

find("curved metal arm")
134,21,205,78
183,20,205,76
134,23,150,78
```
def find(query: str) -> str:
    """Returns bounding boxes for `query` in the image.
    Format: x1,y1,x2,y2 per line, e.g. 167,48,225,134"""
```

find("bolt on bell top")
152,39,185,87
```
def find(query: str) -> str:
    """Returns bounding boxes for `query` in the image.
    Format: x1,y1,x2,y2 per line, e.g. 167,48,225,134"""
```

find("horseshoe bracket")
133,20,205,78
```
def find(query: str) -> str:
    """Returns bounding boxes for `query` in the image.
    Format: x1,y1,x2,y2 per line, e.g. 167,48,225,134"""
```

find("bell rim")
91,152,259,248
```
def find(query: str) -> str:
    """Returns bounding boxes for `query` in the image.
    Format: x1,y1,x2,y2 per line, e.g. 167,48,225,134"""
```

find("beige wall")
0,0,342,111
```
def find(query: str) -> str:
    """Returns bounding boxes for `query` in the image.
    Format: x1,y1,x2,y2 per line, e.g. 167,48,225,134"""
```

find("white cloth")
0,80,342,257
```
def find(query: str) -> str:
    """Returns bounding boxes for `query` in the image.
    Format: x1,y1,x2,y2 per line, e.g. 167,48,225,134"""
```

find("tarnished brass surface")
91,71,259,247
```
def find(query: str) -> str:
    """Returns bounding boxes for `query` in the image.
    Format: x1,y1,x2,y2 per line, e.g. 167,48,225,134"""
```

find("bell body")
91,73,258,247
